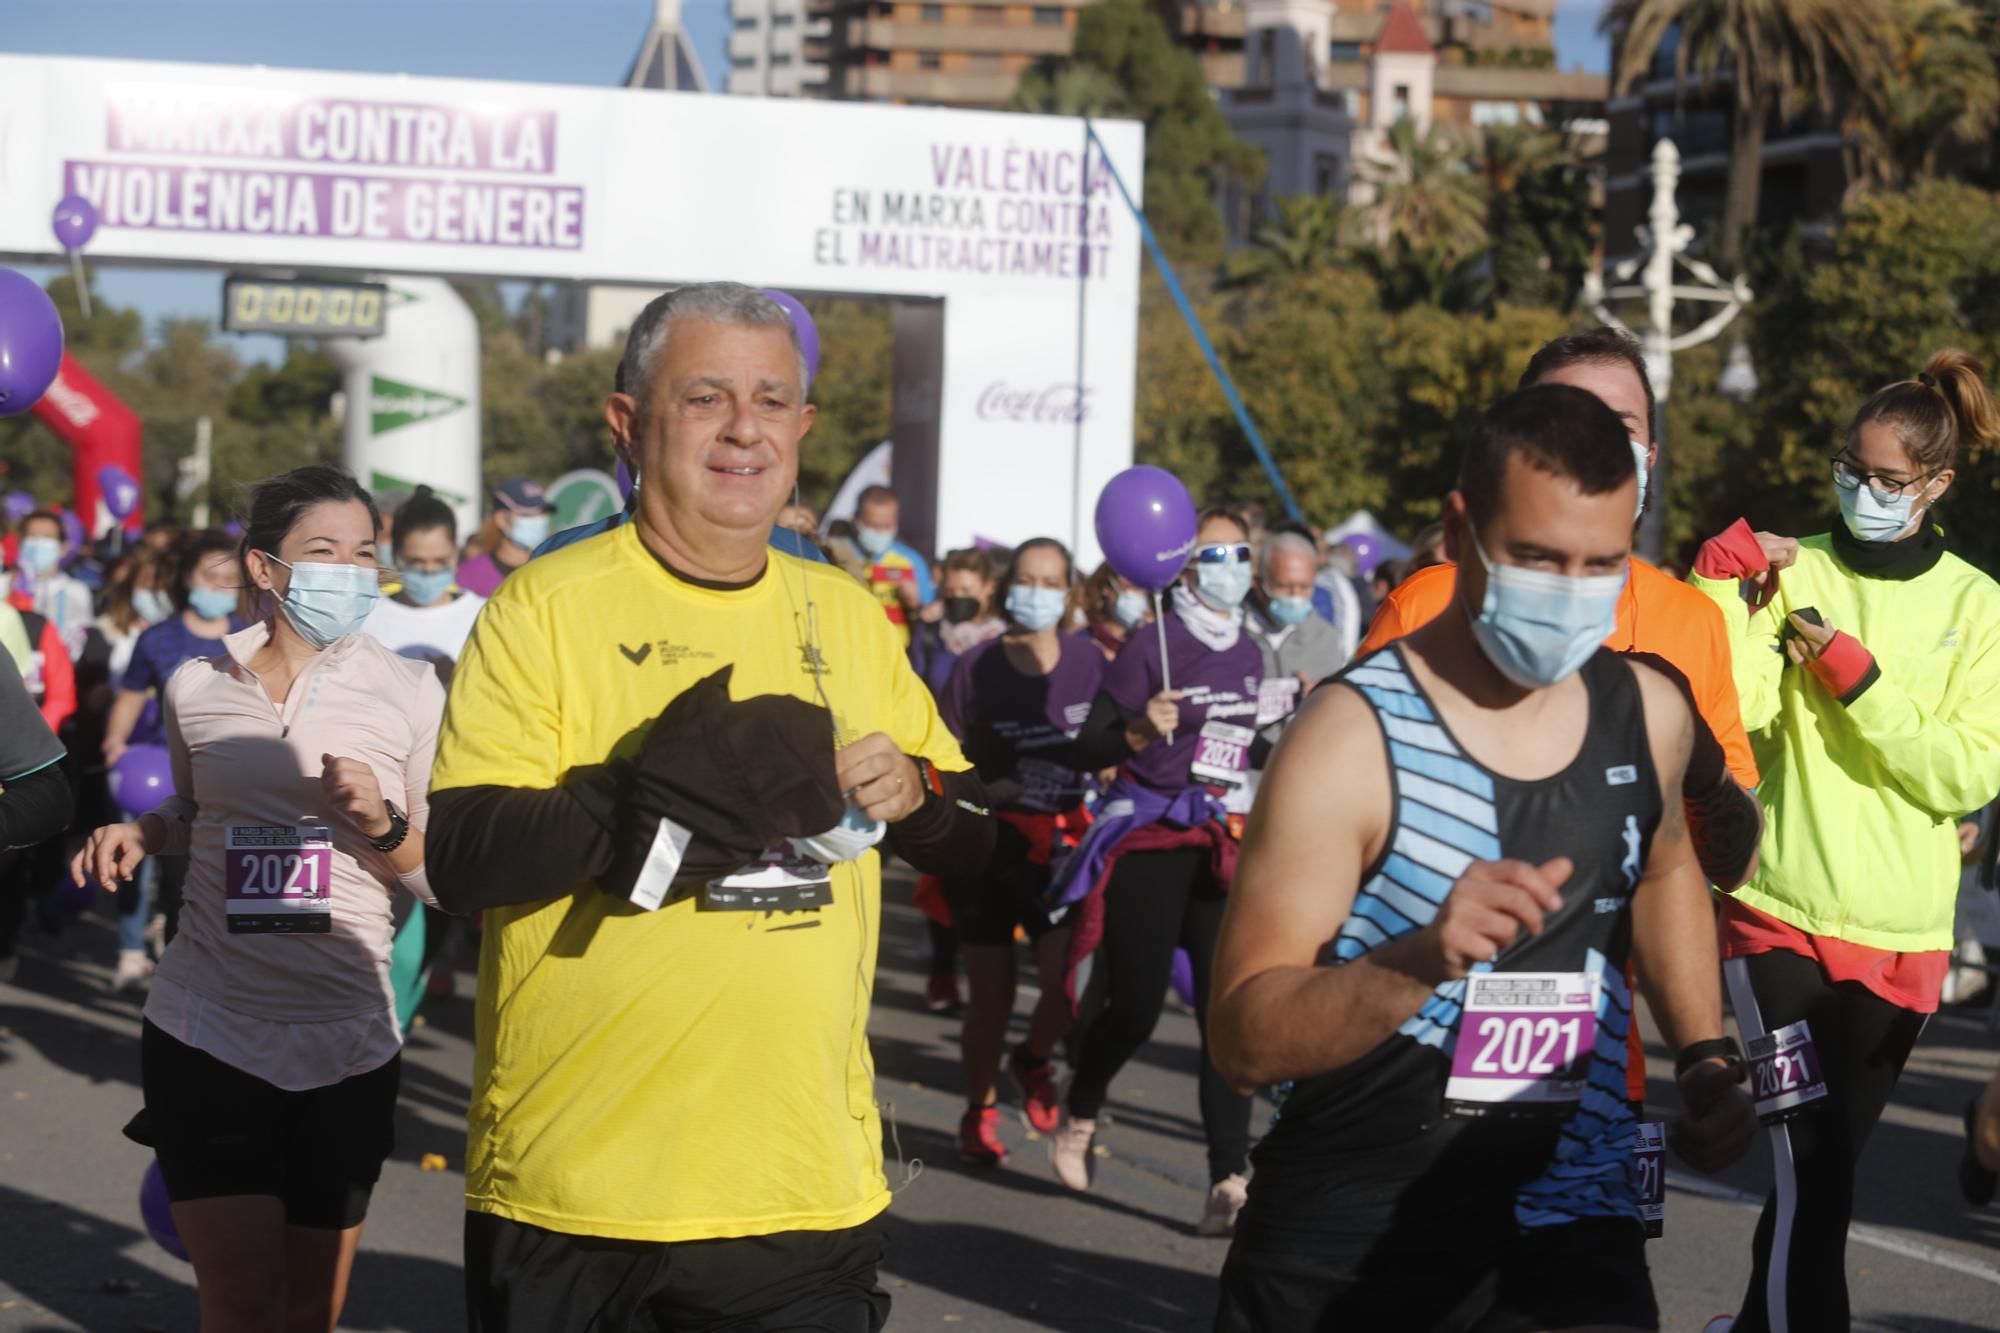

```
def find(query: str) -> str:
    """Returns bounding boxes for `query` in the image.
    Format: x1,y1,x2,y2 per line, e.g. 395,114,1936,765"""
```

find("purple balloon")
1339,532,1382,575
52,195,99,252
140,1162,189,1262
52,871,97,918
760,289,820,386
111,744,175,817
3,491,34,524
57,508,84,553
1170,948,1196,1008
0,268,64,419
1093,465,1197,592
98,464,140,520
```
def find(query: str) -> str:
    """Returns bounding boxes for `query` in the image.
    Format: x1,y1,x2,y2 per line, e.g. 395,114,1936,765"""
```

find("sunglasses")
1194,544,1252,566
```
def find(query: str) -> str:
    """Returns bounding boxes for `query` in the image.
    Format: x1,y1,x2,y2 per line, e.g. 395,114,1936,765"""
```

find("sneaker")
1050,1115,1096,1191
1008,1045,1062,1135
144,913,167,959
925,970,960,1013
112,949,154,993
958,1107,1007,1167
1199,1173,1249,1237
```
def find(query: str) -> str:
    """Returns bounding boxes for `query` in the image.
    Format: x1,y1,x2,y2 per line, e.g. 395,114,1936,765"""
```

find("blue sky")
0,0,1609,363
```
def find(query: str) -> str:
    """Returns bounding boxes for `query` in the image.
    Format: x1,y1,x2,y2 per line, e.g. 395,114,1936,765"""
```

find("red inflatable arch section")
30,352,143,537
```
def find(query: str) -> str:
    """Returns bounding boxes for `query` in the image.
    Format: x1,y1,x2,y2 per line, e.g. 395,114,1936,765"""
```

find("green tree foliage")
1359,118,1487,261
1850,0,2000,190
1010,0,1262,265
1606,0,1897,268
1482,126,1594,309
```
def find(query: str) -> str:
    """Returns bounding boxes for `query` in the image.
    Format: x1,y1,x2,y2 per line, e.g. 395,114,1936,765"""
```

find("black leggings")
1724,950,1927,1333
1065,847,1252,1184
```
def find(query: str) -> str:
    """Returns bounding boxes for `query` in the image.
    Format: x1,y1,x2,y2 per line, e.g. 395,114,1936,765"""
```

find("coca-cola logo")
976,380,1092,426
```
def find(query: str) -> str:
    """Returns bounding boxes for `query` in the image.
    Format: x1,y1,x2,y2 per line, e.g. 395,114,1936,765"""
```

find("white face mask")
1631,438,1650,519
262,554,381,649
857,525,896,559
132,588,174,624
791,806,887,865
510,513,552,551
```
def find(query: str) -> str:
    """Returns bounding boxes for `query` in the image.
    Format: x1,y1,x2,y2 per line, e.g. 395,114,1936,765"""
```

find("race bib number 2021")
225,825,333,934
1445,972,1600,1117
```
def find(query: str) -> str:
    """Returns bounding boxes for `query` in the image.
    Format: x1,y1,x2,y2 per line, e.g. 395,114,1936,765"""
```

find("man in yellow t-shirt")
427,284,994,1331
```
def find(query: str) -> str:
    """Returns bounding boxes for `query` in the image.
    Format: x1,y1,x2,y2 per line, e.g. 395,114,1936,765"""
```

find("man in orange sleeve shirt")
1358,328,1764,1111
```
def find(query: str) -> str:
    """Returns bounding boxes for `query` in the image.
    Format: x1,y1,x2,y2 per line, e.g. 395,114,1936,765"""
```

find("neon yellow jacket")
1691,533,2000,952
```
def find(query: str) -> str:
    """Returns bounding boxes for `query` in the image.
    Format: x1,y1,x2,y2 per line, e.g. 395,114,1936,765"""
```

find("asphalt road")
3,872,1998,1332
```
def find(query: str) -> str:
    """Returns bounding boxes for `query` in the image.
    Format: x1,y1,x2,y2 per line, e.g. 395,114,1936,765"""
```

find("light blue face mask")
18,535,61,575
1005,583,1067,632
856,525,896,559
1195,560,1253,611
1465,530,1626,689
132,588,174,624
400,567,456,606
1113,587,1151,629
263,554,381,649
509,513,552,551
1837,478,1933,544
1267,594,1315,627
187,586,238,621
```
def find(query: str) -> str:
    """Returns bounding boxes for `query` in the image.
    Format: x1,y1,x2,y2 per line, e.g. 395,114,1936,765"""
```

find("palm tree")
1359,117,1487,260
1849,0,2000,190
1474,122,1568,201
1221,193,1351,288
1605,0,1898,269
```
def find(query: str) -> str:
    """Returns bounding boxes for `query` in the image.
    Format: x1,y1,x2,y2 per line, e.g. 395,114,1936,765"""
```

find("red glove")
1807,631,1879,702
1695,519,1769,581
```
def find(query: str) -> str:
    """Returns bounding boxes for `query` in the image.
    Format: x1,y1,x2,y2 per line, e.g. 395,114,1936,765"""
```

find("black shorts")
465,1210,891,1332
140,1018,399,1230
1215,1217,1656,1333
942,831,1059,948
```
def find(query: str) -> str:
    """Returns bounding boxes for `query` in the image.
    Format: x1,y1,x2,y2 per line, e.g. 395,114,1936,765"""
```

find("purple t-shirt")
941,634,1106,812
120,613,244,744
1105,610,1263,793
454,550,524,599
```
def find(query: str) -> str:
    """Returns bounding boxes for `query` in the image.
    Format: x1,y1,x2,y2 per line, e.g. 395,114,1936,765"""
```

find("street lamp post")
1584,138,1753,562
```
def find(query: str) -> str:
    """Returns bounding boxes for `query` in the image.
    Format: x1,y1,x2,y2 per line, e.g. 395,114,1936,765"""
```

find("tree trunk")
1719,91,1766,271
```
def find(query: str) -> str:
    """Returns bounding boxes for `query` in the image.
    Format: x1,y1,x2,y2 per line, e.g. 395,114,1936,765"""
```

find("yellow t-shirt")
431,521,968,1242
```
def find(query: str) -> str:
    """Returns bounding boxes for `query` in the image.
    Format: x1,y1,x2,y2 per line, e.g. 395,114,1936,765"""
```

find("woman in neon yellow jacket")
1690,348,2000,1333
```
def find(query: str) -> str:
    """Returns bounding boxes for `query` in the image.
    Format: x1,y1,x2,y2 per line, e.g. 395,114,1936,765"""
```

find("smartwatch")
1674,1036,1746,1082
370,800,411,854
913,756,947,800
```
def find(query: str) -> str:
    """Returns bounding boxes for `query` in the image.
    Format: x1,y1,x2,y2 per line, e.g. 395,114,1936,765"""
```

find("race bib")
1445,971,1600,1116
1189,720,1255,788
703,846,833,913
1255,677,1302,728
1748,1020,1828,1124
1015,757,1080,813
1634,1121,1666,1238
225,824,333,935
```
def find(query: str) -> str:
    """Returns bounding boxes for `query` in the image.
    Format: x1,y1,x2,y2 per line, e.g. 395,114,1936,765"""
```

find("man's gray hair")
618,282,807,408
1259,530,1318,580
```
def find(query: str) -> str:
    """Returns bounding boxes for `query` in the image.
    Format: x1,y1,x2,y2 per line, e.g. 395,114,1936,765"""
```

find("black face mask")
942,596,982,624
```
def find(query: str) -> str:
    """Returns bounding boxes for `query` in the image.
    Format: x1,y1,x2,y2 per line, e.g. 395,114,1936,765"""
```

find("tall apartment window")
1315,153,1342,195
1033,5,1063,23
922,3,943,18
1393,82,1410,117
1255,29,1276,86
1329,41,1361,61
919,50,942,68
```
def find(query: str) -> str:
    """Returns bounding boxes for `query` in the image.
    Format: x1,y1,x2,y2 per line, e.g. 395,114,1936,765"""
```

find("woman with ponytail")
1690,349,2000,1332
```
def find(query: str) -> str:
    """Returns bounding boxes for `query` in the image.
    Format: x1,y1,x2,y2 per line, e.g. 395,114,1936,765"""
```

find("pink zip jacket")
144,622,442,1090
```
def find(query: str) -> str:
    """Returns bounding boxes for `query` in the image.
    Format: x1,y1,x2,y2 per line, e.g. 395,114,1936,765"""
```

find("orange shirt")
1359,558,1760,1108
1359,559,1759,788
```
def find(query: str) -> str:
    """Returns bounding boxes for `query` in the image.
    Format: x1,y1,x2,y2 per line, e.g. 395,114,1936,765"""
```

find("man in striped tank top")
1209,385,1758,1333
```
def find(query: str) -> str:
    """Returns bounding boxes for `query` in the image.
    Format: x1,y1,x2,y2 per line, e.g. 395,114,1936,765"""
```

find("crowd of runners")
6,281,2000,1331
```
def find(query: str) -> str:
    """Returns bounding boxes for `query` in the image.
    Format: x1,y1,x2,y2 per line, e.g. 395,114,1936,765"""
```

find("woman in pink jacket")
74,465,442,1333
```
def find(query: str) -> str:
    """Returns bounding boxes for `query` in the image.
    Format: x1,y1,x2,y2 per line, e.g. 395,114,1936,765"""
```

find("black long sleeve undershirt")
0,763,74,852
426,772,615,915
884,766,996,880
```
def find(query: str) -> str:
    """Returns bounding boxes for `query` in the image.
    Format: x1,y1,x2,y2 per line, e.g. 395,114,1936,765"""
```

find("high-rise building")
729,0,831,96
808,0,1087,108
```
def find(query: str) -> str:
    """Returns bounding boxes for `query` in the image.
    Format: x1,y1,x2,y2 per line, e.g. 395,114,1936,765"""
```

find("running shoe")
958,1107,1008,1167
925,970,960,1013
111,948,153,993
1050,1115,1096,1191
1199,1173,1248,1237
1961,1096,1997,1207
1007,1045,1062,1135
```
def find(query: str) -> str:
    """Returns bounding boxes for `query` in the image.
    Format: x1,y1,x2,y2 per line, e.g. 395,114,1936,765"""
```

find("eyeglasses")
1830,453,1935,499
1194,543,1252,566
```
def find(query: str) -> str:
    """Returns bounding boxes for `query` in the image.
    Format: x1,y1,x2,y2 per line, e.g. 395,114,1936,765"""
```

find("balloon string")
67,251,91,318
1155,586,1174,745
